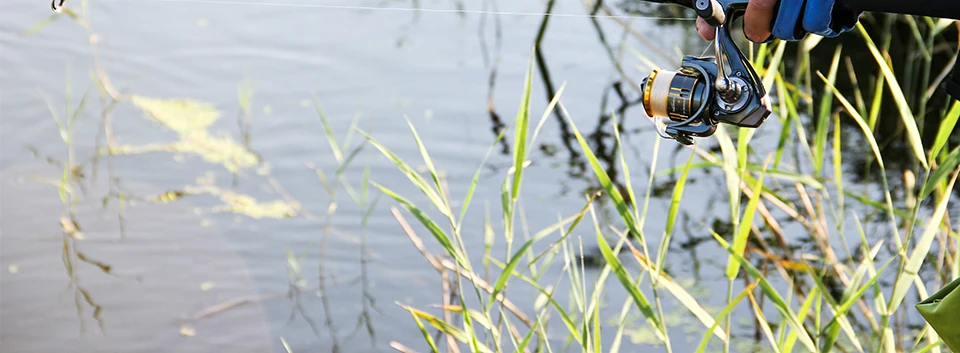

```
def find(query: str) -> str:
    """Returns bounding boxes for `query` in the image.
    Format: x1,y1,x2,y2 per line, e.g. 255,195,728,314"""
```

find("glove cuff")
772,0,808,41
772,0,862,41
803,0,862,37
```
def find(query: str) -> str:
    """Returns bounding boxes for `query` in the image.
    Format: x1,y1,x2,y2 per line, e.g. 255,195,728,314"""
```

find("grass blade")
401,303,495,353
404,117,452,213
726,157,769,279
714,126,741,228
694,281,757,353
362,131,449,218
842,191,909,219
819,243,894,339
929,101,959,162
499,257,582,345
747,291,783,353
559,103,641,241
407,306,442,353
623,239,726,342
510,55,535,202
819,71,903,244
21,13,65,36
530,83,566,146
913,340,946,353
783,285,820,353
459,129,508,228
833,112,845,234
488,214,580,307
514,315,539,353
440,306,500,338
374,184,462,266
802,263,866,353
887,171,957,313
334,143,366,177
656,150,694,279
919,146,960,200
313,98,343,162
657,162,825,189
612,113,642,223
712,232,818,353
596,232,665,343
761,41,787,90
856,24,929,170
814,46,843,175
738,127,754,175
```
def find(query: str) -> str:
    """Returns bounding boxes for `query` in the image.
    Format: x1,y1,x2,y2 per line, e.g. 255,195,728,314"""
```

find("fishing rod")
638,0,960,145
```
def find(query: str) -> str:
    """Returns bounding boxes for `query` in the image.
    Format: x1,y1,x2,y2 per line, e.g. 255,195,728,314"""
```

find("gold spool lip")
642,69,659,118
645,69,677,119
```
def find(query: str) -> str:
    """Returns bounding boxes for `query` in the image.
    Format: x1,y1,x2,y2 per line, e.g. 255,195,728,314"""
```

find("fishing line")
84,0,698,21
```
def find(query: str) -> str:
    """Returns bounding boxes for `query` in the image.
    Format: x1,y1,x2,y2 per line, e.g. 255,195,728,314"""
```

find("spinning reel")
640,0,771,145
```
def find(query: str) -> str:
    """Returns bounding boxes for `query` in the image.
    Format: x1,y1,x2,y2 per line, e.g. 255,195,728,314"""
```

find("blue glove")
770,0,862,41
802,0,861,37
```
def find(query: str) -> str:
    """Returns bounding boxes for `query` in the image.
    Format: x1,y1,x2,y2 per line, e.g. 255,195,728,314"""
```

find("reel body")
640,0,772,145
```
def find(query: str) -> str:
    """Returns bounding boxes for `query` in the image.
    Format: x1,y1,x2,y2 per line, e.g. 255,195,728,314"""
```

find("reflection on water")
2,0,958,352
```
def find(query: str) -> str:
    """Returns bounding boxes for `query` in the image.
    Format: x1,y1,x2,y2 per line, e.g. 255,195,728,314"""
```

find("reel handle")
694,0,726,26
706,1,771,128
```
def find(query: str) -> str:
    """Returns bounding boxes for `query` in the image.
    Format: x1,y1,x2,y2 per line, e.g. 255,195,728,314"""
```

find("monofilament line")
95,0,697,21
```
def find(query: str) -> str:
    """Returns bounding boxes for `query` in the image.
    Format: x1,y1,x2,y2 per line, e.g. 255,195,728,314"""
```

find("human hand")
696,0,777,42
695,0,862,43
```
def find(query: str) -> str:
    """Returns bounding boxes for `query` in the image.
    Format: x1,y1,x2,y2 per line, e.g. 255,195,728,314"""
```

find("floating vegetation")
173,132,258,172
202,187,298,219
145,185,297,220
124,96,259,172
151,190,188,204
107,96,294,218
59,214,83,240
179,324,196,337
130,96,220,135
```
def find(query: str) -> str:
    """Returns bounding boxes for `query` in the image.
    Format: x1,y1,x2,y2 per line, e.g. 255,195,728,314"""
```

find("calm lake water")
2,0,956,352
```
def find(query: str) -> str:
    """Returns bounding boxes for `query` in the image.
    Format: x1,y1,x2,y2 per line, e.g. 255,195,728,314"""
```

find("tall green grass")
375,14,960,353
19,2,959,352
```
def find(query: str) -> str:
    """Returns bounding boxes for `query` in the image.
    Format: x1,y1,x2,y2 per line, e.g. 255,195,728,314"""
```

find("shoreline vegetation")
14,0,960,352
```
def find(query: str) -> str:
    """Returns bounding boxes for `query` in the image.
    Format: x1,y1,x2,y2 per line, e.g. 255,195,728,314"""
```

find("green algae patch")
131,96,220,134
126,96,259,172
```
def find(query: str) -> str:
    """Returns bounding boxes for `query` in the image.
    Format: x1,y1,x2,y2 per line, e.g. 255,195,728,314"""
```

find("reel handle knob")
694,0,725,27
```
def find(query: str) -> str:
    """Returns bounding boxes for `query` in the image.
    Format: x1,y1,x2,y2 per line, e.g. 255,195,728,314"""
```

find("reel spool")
642,68,710,123
641,66,715,145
